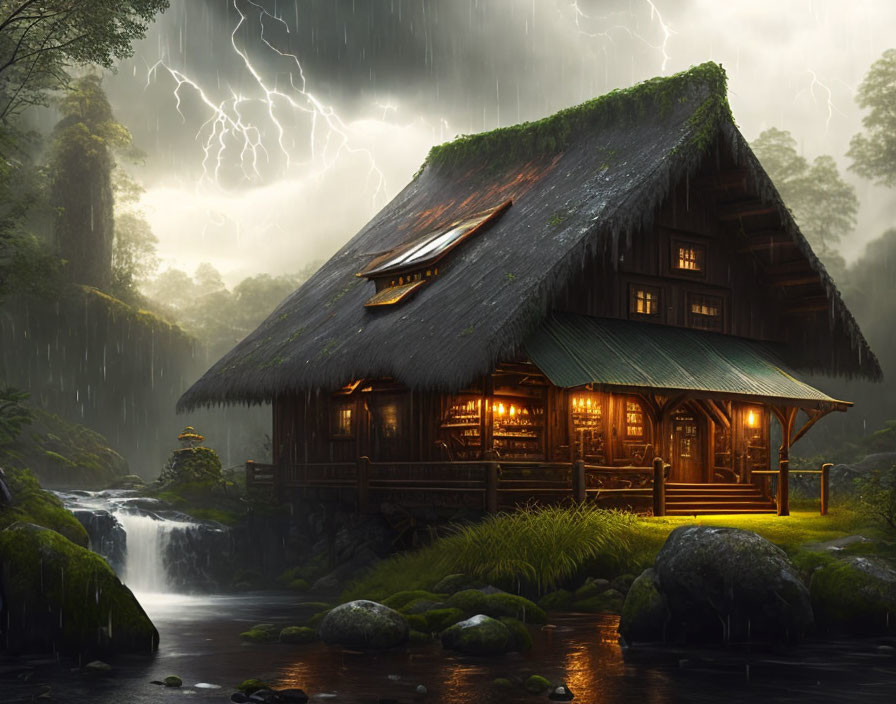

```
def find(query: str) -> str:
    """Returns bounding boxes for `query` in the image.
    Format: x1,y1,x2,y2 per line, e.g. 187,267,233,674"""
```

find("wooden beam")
765,259,815,277
781,296,830,314
718,200,777,221
738,239,796,253
769,274,822,288
791,408,834,446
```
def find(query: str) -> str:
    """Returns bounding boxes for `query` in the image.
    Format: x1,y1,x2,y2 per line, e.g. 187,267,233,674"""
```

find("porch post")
653,456,666,517
776,407,797,517
573,459,586,502
820,462,832,516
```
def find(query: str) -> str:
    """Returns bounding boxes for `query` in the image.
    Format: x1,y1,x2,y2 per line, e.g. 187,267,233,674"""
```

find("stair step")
666,501,775,510
666,497,768,505
665,508,777,515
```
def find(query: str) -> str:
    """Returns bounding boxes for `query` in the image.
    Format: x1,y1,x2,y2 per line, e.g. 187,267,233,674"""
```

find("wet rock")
549,683,575,701
440,614,510,655
71,508,127,575
415,684,428,695
498,617,533,652
525,675,551,693
231,694,250,703
240,623,279,643
278,689,310,703
164,675,182,687
811,555,896,635
318,600,409,649
0,522,158,655
279,626,318,644
538,589,573,611
312,547,381,591
84,660,111,673
654,526,812,642
619,568,667,643
573,588,625,614
432,573,482,594
574,578,610,600
248,689,278,703
611,573,637,594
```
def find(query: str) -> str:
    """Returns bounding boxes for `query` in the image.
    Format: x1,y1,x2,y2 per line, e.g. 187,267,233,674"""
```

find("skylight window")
361,199,512,279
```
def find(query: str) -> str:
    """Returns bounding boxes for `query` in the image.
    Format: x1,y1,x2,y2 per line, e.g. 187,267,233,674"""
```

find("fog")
100,0,896,286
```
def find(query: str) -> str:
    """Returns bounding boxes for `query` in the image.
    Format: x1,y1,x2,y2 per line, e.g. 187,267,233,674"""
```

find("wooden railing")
751,462,832,515
246,456,670,514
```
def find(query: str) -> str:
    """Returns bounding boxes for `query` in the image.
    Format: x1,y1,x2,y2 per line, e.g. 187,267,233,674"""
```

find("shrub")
856,464,896,530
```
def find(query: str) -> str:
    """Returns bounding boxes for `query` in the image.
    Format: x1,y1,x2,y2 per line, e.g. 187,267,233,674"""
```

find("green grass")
343,503,883,604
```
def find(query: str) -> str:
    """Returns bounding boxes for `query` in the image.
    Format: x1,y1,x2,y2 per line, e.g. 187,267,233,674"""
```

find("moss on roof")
421,62,731,174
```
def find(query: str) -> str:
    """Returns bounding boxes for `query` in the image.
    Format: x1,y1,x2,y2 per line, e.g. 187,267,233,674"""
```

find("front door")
670,411,705,482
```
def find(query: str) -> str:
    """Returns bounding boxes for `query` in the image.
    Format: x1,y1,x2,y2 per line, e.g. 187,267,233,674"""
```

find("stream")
3,492,895,703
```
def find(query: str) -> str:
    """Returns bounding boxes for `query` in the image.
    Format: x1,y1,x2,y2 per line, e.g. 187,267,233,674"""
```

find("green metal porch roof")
524,313,848,408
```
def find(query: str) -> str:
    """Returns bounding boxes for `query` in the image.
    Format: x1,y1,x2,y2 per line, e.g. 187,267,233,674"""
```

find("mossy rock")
432,573,483,594
492,677,513,688
405,614,428,632
810,556,896,635
236,679,272,694
163,675,182,687
231,568,265,591
318,600,409,649
423,607,465,633
538,589,573,611
401,598,447,614
447,589,490,614
574,578,611,600
483,593,546,624
280,626,318,644
498,617,533,652
408,629,433,645
441,614,510,655
611,573,637,594
306,609,331,629
288,578,310,592
0,522,158,655
573,588,625,614
525,674,551,694
240,623,279,643
0,467,87,546
383,590,446,610
618,568,667,643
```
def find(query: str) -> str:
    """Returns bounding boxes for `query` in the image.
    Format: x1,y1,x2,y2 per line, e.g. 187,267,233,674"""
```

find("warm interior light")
498,403,506,416
747,409,757,428
509,405,516,417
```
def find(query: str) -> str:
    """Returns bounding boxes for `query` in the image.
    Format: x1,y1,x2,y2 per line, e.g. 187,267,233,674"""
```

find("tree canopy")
848,48,896,187
751,127,856,276
0,0,169,122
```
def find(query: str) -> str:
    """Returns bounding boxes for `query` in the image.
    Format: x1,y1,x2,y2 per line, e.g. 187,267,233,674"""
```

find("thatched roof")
178,62,880,411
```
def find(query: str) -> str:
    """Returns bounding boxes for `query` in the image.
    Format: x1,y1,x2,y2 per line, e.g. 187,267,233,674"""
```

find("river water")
5,491,894,702
4,591,896,703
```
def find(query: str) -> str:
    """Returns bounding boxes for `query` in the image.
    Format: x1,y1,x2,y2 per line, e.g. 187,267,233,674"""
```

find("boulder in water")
440,614,510,655
618,568,668,643
654,526,813,643
810,555,896,634
318,600,409,649
0,522,159,655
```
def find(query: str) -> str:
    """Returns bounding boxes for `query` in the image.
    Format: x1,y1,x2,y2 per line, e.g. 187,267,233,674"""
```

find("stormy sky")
101,0,896,286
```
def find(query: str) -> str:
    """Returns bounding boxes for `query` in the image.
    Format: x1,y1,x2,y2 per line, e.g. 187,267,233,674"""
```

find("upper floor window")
687,293,723,331
332,403,353,438
629,285,660,318
673,241,706,274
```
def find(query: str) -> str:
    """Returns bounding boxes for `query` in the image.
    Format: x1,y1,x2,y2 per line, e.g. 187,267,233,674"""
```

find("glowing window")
630,286,660,317
332,405,353,437
688,293,723,331
364,279,426,308
379,404,400,439
625,400,644,438
674,242,705,272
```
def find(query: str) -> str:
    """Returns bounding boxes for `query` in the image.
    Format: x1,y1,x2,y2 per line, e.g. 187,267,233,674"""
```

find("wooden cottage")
179,63,880,516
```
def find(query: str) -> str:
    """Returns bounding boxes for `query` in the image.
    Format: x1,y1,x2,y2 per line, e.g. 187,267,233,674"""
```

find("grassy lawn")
343,502,889,604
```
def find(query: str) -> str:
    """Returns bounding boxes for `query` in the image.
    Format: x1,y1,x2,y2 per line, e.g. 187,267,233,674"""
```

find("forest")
2,2,896,703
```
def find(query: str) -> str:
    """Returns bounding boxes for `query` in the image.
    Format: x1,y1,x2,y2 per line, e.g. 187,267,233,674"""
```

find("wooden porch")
245,456,833,517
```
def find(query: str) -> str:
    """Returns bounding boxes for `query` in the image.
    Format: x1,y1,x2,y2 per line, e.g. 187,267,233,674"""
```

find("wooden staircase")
664,482,777,516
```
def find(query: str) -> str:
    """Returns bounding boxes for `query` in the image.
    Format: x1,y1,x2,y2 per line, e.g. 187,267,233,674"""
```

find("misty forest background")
3,1,896,487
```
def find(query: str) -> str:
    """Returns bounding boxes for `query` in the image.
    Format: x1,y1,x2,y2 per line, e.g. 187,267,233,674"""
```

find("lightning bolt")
144,0,387,206
564,0,675,74
804,69,846,132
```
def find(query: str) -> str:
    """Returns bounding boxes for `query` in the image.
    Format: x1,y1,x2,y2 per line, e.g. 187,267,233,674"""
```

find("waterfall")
57,490,230,594
114,511,194,593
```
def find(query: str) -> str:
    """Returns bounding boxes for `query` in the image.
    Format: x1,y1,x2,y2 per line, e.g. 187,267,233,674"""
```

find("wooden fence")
246,457,670,514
